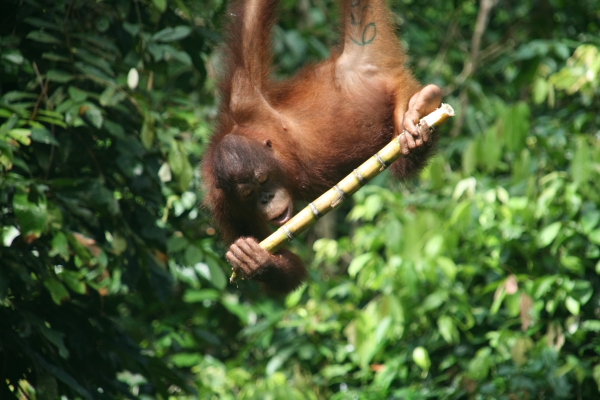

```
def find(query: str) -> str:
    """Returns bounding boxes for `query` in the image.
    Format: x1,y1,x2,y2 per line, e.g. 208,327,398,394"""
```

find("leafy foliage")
1,0,599,399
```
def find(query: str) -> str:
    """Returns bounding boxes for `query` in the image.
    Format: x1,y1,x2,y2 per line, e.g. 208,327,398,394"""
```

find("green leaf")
2,226,20,247
163,47,192,65
183,289,220,303
532,77,548,104
468,347,493,379
511,337,533,366
84,104,103,128
167,236,188,253
68,86,88,102
571,137,591,184
7,128,32,145
0,114,19,132
0,153,13,170
561,255,583,274
348,253,374,278
422,290,448,312
490,285,505,315
503,102,530,153
2,51,24,65
31,128,59,145
565,296,580,315
35,116,67,128
424,234,444,258
168,140,184,175
533,276,557,299
42,52,70,62
581,320,600,332
462,140,477,175
177,153,193,191
205,255,227,290
266,347,295,376
321,364,354,379
46,69,74,83
13,189,48,239
59,270,86,295
24,17,61,31
285,285,305,308
25,349,91,398
437,315,459,344
39,324,70,358
152,0,167,13
537,221,561,247
185,245,203,265
581,210,600,234
589,229,600,245
50,231,70,260
26,30,61,44
141,117,155,149
152,26,192,43
44,277,70,304
74,48,114,76
593,364,600,392
74,62,115,83
110,231,128,254
99,87,125,107
171,353,202,368
437,256,457,281
412,347,431,372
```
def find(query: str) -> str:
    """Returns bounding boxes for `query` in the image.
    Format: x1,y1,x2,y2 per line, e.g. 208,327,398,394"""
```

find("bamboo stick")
230,103,455,283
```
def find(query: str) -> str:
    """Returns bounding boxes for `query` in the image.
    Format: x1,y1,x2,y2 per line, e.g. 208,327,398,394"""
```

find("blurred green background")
1,0,599,398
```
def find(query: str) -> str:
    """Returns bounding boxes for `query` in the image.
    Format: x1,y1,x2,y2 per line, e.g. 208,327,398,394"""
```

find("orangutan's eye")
257,173,268,184
239,187,253,199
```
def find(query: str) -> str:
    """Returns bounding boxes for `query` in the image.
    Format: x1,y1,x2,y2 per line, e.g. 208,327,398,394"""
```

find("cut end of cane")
421,103,455,128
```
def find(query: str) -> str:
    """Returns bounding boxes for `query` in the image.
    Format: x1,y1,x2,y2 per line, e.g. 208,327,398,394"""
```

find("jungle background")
1,0,599,398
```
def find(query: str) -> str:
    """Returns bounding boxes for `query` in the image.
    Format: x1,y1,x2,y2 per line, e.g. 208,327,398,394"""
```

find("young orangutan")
203,0,442,295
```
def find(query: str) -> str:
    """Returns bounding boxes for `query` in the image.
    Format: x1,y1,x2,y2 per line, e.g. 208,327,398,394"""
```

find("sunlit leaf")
593,364,600,392
182,289,220,303
412,347,430,372
171,353,202,368
8,128,32,145
348,253,374,278
158,162,172,182
59,270,86,295
437,315,459,344
581,210,600,234
589,229,600,245
537,221,561,247
565,296,580,315
127,68,139,89
13,188,47,239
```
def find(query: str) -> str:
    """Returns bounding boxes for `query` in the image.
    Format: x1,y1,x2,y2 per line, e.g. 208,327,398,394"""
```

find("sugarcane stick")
229,103,455,283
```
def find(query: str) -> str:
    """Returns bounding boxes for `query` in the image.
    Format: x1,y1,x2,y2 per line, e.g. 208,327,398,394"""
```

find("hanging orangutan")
203,0,443,295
